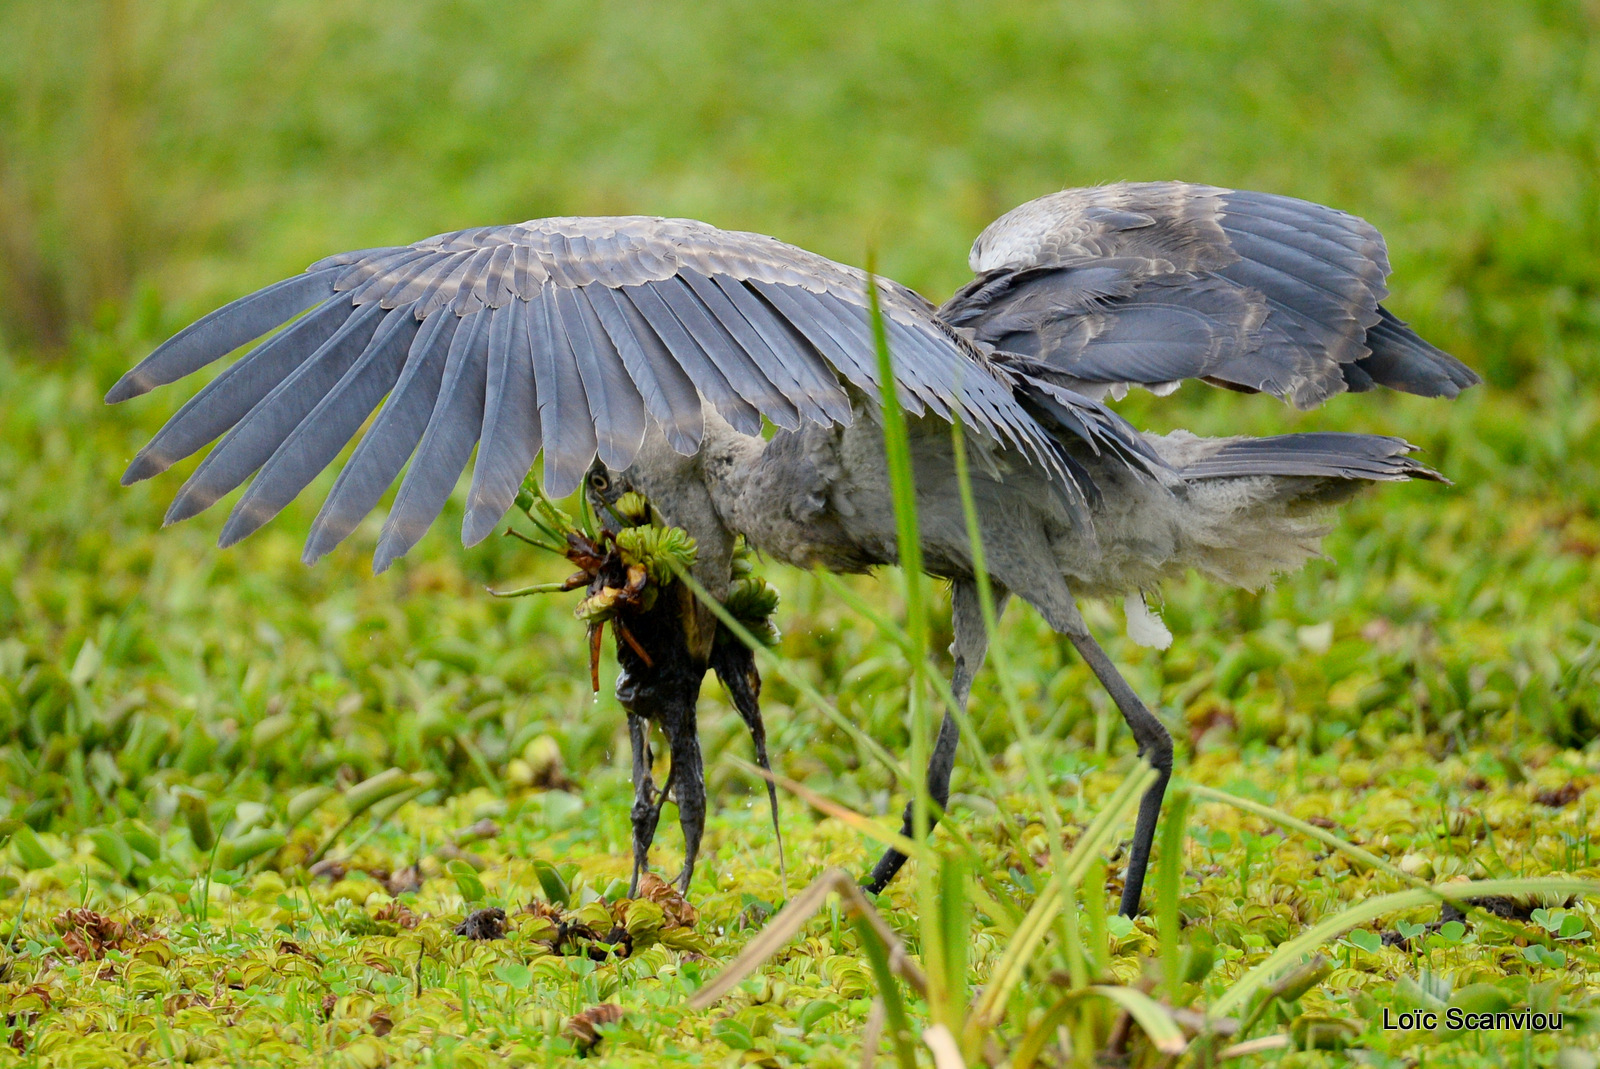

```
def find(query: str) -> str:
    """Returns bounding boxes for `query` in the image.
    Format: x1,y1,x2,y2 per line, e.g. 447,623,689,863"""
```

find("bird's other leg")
1065,626,1173,918
864,580,1004,894
657,690,706,892
712,637,786,883
627,712,661,898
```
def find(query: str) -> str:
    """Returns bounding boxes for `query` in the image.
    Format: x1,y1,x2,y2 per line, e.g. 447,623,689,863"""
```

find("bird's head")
583,459,636,526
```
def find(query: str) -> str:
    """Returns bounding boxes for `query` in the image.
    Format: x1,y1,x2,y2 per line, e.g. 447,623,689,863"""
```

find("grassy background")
3,1,1600,1065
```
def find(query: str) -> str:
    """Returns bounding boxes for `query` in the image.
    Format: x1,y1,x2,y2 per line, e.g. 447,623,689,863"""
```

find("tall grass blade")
856,912,920,1069
688,868,928,1011
949,410,1071,879
969,762,1157,1033
864,265,949,1021
1156,788,1191,1002
1014,984,1186,1066
1192,783,1600,968
673,565,911,786
728,756,927,861
1209,876,1600,1019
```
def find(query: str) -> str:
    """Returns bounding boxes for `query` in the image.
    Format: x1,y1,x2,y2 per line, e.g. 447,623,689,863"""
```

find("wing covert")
944,182,1478,409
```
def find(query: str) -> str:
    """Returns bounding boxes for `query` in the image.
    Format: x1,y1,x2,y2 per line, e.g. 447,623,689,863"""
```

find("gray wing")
941,183,1479,409
109,216,1072,571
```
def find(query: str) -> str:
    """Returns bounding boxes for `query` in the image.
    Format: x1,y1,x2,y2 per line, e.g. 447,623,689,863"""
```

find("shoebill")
107,182,1478,914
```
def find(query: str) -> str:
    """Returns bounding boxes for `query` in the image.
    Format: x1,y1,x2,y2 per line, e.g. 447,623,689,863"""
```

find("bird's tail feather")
1178,431,1444,485
1129,430,1445,591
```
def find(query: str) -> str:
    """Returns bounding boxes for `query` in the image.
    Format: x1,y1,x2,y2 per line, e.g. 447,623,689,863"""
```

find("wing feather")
679,272,812,427
303,309,459,564
949,182,1472,410
373,309,492,572
585,284,704,455
622,283,763,435
554,285,649,470
708,276,852,424
1354,307,1479,397
166,298,389,525
745,281,880,401
464,300,541,546
116,215,1070,566
650,275,800,429
123,298,353,484
220,305,422,546
106,271,340,404
529,290,599,497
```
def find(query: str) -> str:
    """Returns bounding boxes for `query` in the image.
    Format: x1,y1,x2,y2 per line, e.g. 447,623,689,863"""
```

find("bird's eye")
589,471,609,492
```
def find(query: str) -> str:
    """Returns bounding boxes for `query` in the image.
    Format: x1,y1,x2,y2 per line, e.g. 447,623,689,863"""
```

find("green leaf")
1450,983,1512,1014
220,827,285,869
1344,929,1383,953
1521,944,1568,967
342,769,414,818
286,786,337,827
250,712,295,750
533,859,570,907
712,1018,753,1050
449,859,486,904
796,999,841,1034
88,827,134,879
493,962,532,989
11,825,56,870
179,793,215,853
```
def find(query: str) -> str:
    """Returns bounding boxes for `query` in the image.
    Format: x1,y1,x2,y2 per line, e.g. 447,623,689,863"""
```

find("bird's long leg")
864,580,999,893
1065,628,1173,918
713,638,786,884
627,712,661,898
658,690,706,892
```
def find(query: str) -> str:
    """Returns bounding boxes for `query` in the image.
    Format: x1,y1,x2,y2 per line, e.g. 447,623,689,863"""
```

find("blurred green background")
2,0,1599,864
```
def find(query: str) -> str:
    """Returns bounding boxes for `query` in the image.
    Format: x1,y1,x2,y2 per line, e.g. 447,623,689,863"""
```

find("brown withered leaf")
635,873,698,930
52,909,147,961
1535,782,1585,808
371,900,420,930
453,908,508,941
276,939,323,963
381,865,422,896
566,1004,624,1052
307,858,347,881
522,900,565,923
519,901,632,959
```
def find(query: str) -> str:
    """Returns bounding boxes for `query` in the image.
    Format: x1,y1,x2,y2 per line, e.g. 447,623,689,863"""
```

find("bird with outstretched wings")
109,182,1476,910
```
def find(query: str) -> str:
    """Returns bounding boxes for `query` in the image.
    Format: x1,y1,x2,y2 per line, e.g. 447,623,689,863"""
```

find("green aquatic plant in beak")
491,471,784,895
